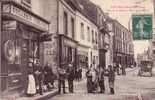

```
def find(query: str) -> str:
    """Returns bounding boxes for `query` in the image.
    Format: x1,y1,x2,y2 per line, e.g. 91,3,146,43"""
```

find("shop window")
63,12,68,35
68,47,72,63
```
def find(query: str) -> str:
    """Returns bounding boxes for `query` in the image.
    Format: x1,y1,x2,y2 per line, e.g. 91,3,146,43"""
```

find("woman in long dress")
27,64,36,96
86,67,93,93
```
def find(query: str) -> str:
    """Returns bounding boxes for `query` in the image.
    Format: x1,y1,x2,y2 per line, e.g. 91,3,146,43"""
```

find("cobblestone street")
49,67,155,100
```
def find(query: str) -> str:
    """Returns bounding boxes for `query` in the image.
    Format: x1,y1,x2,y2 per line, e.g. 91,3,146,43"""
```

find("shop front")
1,1,49,94
77,45,89,69
59,34,78,70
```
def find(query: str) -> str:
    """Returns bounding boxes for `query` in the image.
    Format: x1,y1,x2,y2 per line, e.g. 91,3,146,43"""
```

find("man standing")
66,64,74,93
97,65,105,93
108,65,115,94
34,60,43,95
57,66,66,94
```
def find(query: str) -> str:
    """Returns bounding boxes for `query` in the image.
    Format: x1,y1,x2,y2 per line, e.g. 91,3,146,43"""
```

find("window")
80,23,84,39
71,18,75,38
95,32,98,44
92,30,94,43
63,12,68,35
87,26,90,41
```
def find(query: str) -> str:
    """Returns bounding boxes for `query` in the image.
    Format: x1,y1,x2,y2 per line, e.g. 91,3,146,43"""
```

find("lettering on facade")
3,4,49,31
64,38,76,48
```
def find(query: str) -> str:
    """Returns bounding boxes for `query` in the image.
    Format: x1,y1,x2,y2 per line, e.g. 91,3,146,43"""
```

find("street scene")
0,0,155,100
50,67,155,100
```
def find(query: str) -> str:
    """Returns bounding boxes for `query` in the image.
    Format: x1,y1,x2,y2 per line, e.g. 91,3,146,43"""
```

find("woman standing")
27,63,36,96
86,66,93,93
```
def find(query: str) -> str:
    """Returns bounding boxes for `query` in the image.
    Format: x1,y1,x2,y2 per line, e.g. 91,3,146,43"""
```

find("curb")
36,90,58,100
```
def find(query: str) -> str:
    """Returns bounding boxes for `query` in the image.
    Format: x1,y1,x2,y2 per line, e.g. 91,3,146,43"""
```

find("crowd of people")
26,61,116,96
57,63,116,95
86,64,115,94
27,61,56,96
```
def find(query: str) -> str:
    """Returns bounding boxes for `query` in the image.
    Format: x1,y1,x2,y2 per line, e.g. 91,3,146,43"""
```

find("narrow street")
49,67,155,100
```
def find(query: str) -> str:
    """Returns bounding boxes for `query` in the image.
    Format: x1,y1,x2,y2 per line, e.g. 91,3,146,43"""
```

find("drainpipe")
57,0,60,68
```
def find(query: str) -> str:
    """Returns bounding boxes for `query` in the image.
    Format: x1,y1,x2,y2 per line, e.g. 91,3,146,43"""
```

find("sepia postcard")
0,0,155,100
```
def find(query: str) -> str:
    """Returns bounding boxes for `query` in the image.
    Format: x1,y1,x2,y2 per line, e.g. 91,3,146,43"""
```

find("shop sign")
64,38,77,48
3,4,49,31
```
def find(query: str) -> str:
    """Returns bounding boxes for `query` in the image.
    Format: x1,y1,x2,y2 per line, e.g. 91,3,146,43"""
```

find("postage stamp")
132,14,153,40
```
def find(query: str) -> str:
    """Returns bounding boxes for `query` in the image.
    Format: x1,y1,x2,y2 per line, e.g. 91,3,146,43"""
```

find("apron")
27,74,36,95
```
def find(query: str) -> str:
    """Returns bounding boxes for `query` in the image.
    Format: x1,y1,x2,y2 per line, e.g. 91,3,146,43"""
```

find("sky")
90,0,154,57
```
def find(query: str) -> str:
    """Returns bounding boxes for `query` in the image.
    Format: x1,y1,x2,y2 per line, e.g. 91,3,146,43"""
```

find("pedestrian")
66,64,74,93
79,67,82,80
27,62,36,96
34,60,43,95
97,65,105,93
86,66,93,93
75,69,78,81
116,64,120,75
92,66,98,92
57,66,66,94
44,63,55,91
108,65,115,94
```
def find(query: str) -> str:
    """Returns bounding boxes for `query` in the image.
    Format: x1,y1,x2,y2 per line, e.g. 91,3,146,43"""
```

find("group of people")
114,64,126,75
57,64,75,94
86,64,115,94
27,61,56,96
75,67,82,81
27,61,116,96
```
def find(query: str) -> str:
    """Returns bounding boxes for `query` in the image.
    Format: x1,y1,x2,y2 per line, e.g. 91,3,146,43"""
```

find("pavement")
48,67,155,100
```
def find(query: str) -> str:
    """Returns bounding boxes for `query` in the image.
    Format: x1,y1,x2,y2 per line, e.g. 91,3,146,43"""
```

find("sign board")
2,4,49,31
132,15,152,40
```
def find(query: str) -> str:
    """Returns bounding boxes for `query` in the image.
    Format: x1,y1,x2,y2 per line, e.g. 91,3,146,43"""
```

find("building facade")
97,7,112,69
73,0,99,69
112,20,134,73
0,0,50,95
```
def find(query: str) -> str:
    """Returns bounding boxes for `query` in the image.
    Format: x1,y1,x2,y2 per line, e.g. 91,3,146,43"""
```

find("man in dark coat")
108,65,115,94
44,63,55,90
57,66,66,94
97,65,105,93
66,64,75,93
34,61,43,95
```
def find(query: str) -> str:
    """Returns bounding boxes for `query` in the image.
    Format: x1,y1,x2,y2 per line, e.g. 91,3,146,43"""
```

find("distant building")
112,20,134,69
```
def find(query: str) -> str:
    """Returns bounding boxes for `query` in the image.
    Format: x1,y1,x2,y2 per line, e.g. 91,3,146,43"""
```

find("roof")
64,0,98,25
